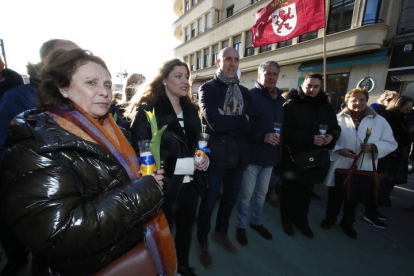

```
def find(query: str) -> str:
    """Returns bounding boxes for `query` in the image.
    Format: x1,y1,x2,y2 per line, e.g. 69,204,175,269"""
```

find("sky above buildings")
2,0,180,84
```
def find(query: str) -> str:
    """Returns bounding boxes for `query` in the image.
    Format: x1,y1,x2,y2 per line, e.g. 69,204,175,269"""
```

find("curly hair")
124,59,197,120
344,88,369,104
38,48,109,111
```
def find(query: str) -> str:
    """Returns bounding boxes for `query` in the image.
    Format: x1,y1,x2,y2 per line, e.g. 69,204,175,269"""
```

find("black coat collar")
150,93,200,148
286,87,328,106
254,81,282,100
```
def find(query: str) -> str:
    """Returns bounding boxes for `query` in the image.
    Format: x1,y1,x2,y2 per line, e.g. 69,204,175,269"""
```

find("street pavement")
190,176,414,276
1,175,413,276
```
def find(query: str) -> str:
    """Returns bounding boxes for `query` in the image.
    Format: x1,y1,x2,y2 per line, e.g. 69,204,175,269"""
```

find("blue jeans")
197,166,244,243
237,164,273,228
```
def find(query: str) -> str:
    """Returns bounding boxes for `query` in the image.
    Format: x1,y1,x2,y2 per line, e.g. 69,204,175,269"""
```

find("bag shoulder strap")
349,150,377,173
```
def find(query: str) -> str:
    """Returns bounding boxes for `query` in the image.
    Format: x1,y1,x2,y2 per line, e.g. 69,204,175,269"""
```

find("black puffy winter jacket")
282,88,341,178
0,110,163,275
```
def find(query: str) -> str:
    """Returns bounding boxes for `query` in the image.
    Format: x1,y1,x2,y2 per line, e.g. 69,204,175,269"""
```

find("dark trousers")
280,177,313,228
325,187,379,226
197,166,244,243
325,187,357,227
164,182,199,267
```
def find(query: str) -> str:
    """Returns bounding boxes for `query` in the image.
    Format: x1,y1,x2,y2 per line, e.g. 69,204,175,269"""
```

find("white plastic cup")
273,122,282,136
319,124,328,135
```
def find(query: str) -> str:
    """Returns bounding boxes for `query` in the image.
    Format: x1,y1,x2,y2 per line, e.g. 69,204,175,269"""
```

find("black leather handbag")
335,151,392,205
290,147,330,171
289,147,330,184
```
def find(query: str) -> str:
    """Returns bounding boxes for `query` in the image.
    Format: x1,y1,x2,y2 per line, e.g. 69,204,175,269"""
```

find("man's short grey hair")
39,39,75,59
39,39,60,59
258,61,280,74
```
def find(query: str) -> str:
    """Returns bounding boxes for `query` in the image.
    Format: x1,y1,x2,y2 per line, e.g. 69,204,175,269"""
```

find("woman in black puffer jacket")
0,49,165,275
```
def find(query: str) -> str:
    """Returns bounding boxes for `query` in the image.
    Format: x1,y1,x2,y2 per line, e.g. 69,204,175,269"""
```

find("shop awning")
298,49,390,72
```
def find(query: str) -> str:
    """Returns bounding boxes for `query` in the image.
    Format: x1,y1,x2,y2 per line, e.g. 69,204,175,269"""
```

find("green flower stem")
145,109,168,170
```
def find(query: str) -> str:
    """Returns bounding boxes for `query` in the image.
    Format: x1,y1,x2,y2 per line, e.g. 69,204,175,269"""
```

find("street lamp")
116,70,128,79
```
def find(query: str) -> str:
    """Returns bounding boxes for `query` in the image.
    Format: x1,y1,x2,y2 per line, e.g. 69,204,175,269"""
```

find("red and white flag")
252,0,325,47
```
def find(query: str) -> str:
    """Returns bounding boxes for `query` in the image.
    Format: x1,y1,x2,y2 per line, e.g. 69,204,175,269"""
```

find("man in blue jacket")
236,61,284,245
0,54,24,100
197,47,256,269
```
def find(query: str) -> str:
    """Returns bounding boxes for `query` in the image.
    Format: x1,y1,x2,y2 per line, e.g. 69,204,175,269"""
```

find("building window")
191,0,196,7
185,0,189,12
277,39,292,48
227,5,234,18
245,30,254,57
196,51,202,70
189,55,194,71
259,44,272,53
215,10,220,24
363,0,383,25
205,12,211,29
326,72,350,112
299,30,318,42
198,18,203,34
191,23,195,38
222,40,229,48
204,48,210,67
397,0,414,35
212,44,219,65
233,35,242,57
327,0,355,35
251,0,259,3
184,28,189,42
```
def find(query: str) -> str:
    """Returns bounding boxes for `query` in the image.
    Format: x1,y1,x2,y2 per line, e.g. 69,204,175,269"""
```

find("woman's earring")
61,88,68,98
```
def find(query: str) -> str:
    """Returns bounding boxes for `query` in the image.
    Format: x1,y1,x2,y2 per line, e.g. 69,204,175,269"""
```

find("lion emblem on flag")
271,3,297,36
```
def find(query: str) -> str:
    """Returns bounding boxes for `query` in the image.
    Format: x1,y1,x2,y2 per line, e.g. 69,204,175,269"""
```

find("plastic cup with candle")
138,140,156,176
319,124,328,135
274,122,282,137
195,133,210,162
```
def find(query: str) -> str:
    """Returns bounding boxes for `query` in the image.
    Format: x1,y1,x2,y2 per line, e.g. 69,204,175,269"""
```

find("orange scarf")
48,105,177,275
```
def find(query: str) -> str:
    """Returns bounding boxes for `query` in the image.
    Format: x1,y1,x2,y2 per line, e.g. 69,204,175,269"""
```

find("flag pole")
323,29,326,90
323,1,327,90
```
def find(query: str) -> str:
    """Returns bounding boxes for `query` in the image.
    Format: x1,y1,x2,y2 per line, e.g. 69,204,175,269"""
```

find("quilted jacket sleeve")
1,140,163,259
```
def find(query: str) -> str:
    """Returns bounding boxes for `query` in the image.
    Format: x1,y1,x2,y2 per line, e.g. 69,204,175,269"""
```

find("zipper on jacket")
166,130,190,154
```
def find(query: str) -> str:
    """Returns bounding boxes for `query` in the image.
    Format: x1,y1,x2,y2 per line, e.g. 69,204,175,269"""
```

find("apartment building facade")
172,0,414,109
